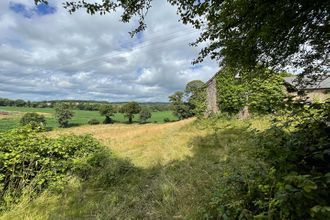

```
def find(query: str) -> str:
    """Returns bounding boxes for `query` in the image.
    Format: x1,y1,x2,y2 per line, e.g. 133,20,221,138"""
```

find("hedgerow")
0,126,105,210
204,100,330,219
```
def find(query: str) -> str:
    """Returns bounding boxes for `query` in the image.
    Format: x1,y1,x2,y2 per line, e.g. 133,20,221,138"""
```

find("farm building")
204,73,330,116
284,75,330,101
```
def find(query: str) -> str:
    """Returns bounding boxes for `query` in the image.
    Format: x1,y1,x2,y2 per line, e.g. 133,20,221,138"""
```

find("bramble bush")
204,100,330,219
0,126,105,210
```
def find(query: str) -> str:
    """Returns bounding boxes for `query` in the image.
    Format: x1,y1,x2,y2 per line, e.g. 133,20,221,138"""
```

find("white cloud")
0,0,218,102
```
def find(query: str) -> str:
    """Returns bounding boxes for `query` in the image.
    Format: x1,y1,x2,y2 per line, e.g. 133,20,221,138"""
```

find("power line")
51,28,201,71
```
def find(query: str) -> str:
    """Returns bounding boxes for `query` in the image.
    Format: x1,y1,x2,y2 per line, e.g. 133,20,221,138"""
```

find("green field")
0,106,177,132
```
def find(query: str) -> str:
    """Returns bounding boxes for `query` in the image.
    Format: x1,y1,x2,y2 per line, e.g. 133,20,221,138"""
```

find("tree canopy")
120,101,141,123
99,104,116,124
35,0,329,76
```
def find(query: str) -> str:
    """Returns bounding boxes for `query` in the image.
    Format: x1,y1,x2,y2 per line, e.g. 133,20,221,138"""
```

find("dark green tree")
169,91,192,120
185,80,206,117
99,104,115,124
120,102,141,123
54,103,74,128
139,108,152,124
35,0,329,76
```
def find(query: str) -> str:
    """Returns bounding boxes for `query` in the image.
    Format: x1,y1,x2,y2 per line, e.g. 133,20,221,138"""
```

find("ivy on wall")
216,68,286,115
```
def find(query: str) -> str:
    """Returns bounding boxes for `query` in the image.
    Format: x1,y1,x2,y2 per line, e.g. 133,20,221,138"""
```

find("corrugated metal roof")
284,75,330,90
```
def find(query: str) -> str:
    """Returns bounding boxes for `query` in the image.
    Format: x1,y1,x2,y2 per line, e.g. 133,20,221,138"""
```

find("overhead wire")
48,28,202,72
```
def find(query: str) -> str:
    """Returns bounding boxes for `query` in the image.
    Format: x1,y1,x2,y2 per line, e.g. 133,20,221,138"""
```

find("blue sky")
9,2,56,18
0,0,218,102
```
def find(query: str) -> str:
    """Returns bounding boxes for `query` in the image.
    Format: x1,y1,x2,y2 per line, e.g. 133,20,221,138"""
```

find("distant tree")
54,103,74,128
185,80,206,117
185,80,205,97
15,99,26,107
120,102,141,123
169,91,192,120
20,112,46,129
139,108,151,124
99,104,116,124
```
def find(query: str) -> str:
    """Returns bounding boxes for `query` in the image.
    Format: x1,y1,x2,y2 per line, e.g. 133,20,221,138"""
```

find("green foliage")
120,102,141,123
169,91,192,120
163,117,171,123
99,104,115,124
254,101,330,219
88,119,100,125
248,75,286,114
185,80,206,117
54,103,74,128
19,112,46,129
204,101,330,219
0,107,178,132
216,68,286,115
216,71,246,114
47,0,329,76
139,108,151,124
0,126,104,210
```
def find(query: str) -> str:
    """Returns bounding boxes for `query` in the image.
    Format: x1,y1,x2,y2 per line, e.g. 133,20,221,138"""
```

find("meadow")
0,106,177,132
0,117,270,219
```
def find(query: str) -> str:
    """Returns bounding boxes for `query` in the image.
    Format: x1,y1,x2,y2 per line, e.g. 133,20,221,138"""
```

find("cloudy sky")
0,0,218,102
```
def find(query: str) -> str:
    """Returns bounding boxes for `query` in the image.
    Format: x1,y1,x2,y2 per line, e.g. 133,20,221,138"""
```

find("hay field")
51,118,201,167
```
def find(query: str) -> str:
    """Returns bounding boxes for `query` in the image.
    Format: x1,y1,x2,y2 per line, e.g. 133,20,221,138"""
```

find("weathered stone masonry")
205,74,219,116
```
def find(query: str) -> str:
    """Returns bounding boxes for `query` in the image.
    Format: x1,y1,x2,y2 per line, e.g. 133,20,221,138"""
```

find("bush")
19,113,46,129
88,119,100,125
204,101,330,219
163,117,171,123
0,127,104,209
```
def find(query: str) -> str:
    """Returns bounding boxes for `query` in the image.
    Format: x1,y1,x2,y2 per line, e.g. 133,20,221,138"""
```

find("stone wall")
205,77,219,116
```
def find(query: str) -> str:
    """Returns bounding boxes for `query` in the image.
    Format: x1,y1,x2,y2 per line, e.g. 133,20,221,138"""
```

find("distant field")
0,106,177,132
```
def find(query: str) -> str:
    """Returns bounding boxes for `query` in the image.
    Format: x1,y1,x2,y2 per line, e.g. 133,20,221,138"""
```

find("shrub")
0,127,104,209
163,117,171,123
88,119,100,125
19,112,46,129
205,101,330,219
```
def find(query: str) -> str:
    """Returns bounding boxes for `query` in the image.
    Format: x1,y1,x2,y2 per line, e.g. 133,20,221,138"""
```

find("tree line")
0,98,172,112
19,101,156,129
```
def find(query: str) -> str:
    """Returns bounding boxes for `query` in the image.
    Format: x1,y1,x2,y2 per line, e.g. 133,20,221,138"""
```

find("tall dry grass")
1,117,269,219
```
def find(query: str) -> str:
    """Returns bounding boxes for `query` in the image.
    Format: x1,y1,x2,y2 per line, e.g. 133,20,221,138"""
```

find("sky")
0,0,218,102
